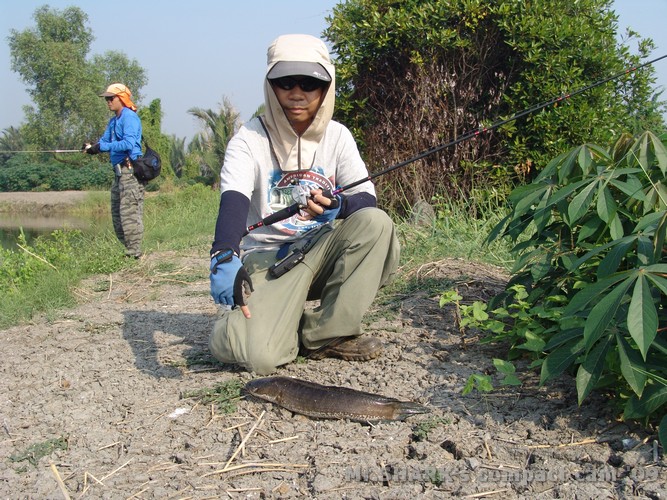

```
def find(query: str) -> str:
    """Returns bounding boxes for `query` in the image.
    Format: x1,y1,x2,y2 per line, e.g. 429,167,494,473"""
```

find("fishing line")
1,149,82,153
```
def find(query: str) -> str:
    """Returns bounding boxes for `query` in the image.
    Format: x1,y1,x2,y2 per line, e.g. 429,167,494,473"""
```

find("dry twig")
49,462,71,500
17,243,57,270
223,410,265,471
526,437,597,449
99,458,133,482
462,488,511,498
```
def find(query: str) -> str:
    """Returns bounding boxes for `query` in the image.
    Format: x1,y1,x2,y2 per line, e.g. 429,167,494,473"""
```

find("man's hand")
82,142,101,155
299,188,341,223
210,251,253,318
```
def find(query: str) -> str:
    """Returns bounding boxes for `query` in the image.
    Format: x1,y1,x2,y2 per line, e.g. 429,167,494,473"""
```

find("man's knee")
345,208,394,239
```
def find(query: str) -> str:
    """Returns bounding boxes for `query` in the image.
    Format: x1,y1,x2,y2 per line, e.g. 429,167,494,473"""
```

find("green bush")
481,130,666,440
0,158,112,191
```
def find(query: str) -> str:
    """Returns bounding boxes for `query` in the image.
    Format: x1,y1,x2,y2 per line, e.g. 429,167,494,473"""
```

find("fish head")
244,376,291,404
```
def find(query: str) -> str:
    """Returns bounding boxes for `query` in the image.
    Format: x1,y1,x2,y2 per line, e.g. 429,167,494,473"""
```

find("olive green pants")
209,208,400,375
110,166,145,258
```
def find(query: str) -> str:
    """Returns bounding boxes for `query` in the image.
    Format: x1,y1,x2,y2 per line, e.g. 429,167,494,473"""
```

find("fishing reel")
290,182,311,207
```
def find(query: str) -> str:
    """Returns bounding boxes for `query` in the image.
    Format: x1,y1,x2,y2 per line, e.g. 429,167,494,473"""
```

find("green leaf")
660,416,667,451
610,176,646,201
511,247,547,274
540,338,584,385
501,374,522,386
596,186,617,223
545,178,591,210
651,335,667,356
577,145,595,175
623,383,667,419
493,358,516,375
486,212,512,244
576,335,611,404
530,250,552,281
645,273,667,296
518,330,547,352
471,301,488,321
616,333,647,397
576,215,604,243
510,183,550,214
567,180,598,225
627,274,658,360
533,193,552,234
636,235,653,266
544,328,582,351
584,276,633,350
648,131,667,175
609,213,624,240
597,239,635,278
643,264,667,273
654,213,667,261
633,210,667,232
439,290,463,307
536,150,568,181
564,272,631,315
567,235,636,273
462,374,493,395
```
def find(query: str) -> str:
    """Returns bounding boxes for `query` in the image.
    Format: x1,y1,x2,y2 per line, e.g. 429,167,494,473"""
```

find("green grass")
395,192,514,271
0,184,513,330
0,184,219,329
9,436,68,468
181,379,245,413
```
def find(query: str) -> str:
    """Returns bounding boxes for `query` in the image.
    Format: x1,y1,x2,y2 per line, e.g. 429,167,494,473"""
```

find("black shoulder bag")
131,137,162,181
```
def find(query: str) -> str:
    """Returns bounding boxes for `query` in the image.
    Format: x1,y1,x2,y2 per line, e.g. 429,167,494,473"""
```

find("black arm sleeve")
211,190,250,256
338,192,376,219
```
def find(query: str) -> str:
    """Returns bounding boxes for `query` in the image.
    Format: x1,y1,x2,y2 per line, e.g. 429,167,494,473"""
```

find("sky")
1,1,666,144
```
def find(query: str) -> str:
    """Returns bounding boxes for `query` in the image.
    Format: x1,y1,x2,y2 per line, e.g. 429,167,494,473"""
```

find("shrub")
483,130,666,440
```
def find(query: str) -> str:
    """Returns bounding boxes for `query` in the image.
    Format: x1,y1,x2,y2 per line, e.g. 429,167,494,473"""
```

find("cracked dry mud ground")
0,249,665,499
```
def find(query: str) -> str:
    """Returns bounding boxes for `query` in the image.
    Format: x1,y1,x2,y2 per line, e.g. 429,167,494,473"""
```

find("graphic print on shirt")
267,167,335,235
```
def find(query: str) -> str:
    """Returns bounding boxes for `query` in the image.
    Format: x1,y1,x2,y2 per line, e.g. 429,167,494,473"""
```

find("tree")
170,136,187,178
188,97,241,182
0,127,25,165
325,0,666,213
138,98,174,181
8,6,147,149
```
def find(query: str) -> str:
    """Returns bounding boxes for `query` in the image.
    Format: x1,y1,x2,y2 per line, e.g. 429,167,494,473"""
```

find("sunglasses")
105,96,116,102
270,76,327,92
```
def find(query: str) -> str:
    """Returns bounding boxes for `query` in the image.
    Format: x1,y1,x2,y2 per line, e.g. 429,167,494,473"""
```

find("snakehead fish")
244,376,428,422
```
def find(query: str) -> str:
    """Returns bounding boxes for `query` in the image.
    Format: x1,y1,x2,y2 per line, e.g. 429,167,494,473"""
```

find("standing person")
209,34,400,375
83,83,145,259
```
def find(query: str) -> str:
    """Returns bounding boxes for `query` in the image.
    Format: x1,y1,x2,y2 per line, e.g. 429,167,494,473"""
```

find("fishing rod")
245,53,667,234
2,149,82,153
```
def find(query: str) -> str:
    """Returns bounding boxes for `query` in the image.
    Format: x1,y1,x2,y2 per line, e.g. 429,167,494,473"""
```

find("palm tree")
0,126,25,165
169,135,186,178
188,97,241,179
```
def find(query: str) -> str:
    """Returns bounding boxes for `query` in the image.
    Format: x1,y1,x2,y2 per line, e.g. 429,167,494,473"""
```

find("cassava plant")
485,130,666,443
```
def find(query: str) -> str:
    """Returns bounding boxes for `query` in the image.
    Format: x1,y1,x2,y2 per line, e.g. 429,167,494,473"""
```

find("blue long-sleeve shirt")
98,107,143,165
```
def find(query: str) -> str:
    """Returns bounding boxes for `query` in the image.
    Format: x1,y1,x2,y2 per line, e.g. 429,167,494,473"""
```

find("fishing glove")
210,250,253,307
313,190,341,224
83,142,101,155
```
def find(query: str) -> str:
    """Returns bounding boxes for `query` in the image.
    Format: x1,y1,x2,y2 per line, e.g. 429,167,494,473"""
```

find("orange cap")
99,83,137,111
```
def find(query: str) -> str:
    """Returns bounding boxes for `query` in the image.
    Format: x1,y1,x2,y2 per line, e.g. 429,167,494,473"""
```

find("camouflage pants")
110,165,145,258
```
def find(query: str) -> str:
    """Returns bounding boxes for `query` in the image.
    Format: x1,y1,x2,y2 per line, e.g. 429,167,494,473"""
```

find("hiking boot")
305,336,383,361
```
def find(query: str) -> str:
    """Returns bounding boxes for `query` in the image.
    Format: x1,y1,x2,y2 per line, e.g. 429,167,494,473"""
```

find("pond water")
0,213,100,250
